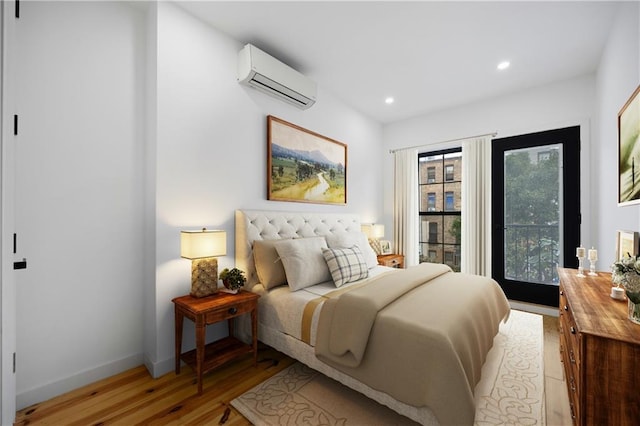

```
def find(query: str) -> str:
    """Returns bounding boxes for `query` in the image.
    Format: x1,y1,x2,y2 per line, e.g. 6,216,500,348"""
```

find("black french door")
491,126,581,307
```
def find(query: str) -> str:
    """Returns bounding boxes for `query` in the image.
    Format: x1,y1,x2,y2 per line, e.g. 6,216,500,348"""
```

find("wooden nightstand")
377,254,404,268
173,290,259,395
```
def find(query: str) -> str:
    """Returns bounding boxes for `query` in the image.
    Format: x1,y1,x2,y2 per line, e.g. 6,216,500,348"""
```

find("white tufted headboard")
235,209,362,288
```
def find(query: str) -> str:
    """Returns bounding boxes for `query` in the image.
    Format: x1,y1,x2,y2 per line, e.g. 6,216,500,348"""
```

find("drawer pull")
569,350,576,364
570,326,576,334
560,290,564,296
228,307,238,315
564,305,568,311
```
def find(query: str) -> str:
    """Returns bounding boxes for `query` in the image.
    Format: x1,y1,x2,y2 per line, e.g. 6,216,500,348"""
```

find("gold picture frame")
267,115,347,204
618,85,640,206
616,230,639,260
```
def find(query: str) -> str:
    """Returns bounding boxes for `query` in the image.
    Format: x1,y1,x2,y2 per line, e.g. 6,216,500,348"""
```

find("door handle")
13,258,27,270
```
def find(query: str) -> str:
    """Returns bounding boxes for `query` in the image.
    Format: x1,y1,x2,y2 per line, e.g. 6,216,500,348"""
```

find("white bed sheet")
250,265,393,346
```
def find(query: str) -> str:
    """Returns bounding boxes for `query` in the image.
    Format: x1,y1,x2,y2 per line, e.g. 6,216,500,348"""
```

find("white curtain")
394,148,420,267
461,136,493,276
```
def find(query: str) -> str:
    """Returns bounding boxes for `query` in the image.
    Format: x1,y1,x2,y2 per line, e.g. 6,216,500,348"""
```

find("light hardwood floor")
16,315,571,425
544,315,573,425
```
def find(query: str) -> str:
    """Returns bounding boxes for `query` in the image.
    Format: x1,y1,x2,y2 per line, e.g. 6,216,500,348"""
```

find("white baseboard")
509,300,558,317
144,354,175,379
16,352,144,410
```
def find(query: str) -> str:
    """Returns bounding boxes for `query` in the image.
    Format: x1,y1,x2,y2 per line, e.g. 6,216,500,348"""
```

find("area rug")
231,309,544,425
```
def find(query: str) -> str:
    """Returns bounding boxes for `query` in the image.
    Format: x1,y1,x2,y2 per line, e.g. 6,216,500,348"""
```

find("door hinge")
13,353,16,373
13,233,17,254
14,114,18,135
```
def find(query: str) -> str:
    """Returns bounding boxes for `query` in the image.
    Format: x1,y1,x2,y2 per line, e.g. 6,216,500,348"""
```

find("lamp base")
190,257,218,298
368,238,382,255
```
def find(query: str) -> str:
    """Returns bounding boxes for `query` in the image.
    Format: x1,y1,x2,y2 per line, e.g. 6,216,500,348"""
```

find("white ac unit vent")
237,44,317,110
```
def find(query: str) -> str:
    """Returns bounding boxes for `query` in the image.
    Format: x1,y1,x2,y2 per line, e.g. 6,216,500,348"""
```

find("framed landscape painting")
267,115,347,204
618,84,640,206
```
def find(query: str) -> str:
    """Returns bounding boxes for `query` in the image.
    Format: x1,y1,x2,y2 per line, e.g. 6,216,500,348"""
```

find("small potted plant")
219,267,246,293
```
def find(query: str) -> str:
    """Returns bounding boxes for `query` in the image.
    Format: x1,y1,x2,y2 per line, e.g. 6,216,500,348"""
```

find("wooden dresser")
558,267,640,425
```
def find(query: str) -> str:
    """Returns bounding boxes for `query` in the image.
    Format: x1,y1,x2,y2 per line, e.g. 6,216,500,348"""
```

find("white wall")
148,2,383,376
594,1,640,267
383,75,596,254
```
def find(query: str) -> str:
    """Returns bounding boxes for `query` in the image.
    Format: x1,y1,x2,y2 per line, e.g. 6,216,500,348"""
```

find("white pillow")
253,239,287,290
274,237,331,291
322,246,369,287
326,231,378,269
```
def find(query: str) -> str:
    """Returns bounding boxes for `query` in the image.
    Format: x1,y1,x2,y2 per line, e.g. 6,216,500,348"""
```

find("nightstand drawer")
377,254,404,268
205,299,255,324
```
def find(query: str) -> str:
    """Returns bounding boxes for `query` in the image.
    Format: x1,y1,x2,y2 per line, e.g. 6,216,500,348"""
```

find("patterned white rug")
231,310,544,425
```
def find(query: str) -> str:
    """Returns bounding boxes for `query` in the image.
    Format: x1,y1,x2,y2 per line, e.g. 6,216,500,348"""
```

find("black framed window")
419,148,462,271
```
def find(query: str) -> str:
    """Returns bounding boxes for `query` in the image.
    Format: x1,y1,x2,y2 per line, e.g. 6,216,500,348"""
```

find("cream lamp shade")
180,229,226,298
180,229,227,259
361,223,385,239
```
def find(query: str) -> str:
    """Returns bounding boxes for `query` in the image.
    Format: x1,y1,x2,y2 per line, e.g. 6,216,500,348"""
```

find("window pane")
419,155,443,184
420,184,441,211
443,244,461,270
503,145,561,284
419,148,462,272
444,182,461,211
443,215,461,245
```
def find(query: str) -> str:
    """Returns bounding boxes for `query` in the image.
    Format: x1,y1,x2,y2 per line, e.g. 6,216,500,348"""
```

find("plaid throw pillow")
322,246,369,287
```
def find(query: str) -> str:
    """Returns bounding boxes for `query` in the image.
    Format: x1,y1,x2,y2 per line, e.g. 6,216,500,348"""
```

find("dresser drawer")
559,284,581,424
560,298,580,368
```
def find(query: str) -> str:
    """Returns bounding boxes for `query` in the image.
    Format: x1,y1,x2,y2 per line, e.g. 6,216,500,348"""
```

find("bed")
235,209,511,425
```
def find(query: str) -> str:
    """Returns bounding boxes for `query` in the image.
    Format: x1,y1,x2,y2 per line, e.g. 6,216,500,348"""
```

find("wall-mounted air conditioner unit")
237,43,317,110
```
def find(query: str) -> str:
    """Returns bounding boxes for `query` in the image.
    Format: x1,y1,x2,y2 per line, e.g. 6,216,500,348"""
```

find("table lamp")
361,223,385,254
181,228,227,297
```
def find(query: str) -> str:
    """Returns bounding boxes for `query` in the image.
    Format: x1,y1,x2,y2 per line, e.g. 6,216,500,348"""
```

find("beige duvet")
314,263,510,425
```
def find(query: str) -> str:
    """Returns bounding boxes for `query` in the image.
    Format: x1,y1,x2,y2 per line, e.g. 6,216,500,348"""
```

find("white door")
4,1,146,413
2,1,19,422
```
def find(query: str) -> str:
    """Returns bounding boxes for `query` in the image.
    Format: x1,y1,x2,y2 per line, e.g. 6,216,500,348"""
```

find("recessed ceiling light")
385,97,395,104
497,61,510,71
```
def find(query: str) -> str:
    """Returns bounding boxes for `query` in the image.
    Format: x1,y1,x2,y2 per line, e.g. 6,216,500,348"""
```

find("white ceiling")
176,1,622,124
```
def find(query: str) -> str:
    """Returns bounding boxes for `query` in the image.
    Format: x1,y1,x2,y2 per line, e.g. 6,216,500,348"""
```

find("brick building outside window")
418,149,462,271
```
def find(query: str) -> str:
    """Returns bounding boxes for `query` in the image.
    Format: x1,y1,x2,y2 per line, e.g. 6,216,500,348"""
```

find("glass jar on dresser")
558,267,640,425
